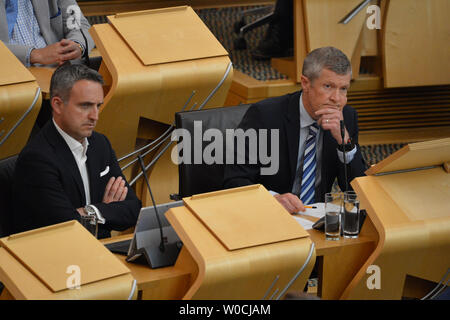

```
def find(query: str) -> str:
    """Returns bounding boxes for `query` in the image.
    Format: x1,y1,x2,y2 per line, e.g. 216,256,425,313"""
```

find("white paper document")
293,216,315,230
298,202,326,218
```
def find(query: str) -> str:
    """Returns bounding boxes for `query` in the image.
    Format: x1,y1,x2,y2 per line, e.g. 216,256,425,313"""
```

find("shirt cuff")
269,190,279,196
26,47,35,67
337,145,357,164
89,204,105,224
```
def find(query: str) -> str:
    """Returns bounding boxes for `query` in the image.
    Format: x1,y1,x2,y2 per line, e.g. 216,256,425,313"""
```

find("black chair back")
175,105,250,198
0,155,17,237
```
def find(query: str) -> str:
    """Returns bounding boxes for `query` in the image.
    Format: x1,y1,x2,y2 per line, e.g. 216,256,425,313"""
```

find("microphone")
340,120,348,192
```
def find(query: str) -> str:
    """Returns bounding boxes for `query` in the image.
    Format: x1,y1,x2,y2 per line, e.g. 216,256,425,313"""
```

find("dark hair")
50,63,104,102
302,46,352,82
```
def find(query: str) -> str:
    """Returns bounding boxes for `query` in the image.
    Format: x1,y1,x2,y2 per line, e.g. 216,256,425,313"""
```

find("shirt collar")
299,92,316,129
53,118,89,154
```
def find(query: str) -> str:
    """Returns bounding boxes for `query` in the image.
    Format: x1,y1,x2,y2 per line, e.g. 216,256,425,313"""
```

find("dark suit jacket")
12,121,141,238
223,91,367,202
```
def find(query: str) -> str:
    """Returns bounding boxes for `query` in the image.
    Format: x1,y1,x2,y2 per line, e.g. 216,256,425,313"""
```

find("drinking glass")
342,191,360,238
325,193,342,241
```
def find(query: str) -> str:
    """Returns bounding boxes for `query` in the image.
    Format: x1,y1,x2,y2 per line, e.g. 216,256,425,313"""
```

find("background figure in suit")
13,63,141,239
252,0,293,60
0,0,94,66
224,46,367,213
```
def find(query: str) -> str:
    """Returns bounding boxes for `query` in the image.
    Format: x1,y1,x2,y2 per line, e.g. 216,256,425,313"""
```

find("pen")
304,206,317,209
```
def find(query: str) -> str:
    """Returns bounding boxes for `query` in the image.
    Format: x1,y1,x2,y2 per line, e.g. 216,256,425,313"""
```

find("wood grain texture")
89,8,233,203
167,205,315,299
382,0,450,87
0,43,42,159
109,6,228,65
302,0,366,77
342,142,450,299
183,185,309,251
0,221,136,299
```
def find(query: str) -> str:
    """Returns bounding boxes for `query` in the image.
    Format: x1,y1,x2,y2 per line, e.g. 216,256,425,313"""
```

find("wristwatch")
337,138,355,152
84,204,105,224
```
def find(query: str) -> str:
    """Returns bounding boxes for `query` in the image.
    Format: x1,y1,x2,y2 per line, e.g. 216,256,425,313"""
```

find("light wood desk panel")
103,214,377,300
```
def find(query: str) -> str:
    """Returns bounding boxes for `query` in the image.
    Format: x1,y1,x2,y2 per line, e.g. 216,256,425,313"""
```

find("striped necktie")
300,123,319,205
5,0,19,39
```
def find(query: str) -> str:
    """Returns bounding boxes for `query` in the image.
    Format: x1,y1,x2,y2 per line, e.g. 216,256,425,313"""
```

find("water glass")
325,193,342,241
342,191,360,238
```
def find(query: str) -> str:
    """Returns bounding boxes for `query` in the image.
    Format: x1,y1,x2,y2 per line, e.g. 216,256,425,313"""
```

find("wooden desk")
0,42,42,159
103,214,377,300
28,67,55,100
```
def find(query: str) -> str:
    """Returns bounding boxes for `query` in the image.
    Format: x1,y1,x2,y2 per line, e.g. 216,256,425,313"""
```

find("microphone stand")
137,154,165,252
340,120,348,192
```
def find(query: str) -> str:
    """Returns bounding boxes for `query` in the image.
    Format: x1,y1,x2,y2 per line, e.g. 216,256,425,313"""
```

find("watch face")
85,206,95,215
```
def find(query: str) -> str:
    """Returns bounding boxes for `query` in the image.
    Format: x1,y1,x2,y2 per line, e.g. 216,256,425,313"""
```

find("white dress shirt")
53,119,91,206
271,93,357,197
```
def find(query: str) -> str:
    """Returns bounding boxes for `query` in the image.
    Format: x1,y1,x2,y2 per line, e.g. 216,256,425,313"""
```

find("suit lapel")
283,91,301,185
44,121,86,205
0,1,9,42
31,0,51,44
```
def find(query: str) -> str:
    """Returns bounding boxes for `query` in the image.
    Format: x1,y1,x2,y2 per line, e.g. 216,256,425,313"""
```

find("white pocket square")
100,166,110,177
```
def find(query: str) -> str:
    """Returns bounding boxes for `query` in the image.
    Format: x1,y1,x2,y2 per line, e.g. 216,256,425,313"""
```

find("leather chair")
173,105,250,198
0,155,17,237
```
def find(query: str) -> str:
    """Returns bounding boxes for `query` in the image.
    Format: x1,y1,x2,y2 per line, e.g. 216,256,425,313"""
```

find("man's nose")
329,89,339,103
89,107,99,121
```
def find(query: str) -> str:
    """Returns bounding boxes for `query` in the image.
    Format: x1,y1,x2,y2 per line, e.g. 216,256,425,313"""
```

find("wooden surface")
99,208,377,300
0,45,35,86
0,42,42,159
0,221,130,292
366,137,450,175
90,8,232,204
108,6,228,65
167,205,315,299
79,0,275,16
28,67,55,99
343,140,450,299
183,185,308,251
0,221,136,300
382,0,450,87
302,0,366,79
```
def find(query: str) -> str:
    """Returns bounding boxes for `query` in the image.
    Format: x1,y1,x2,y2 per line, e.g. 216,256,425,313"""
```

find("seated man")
0,0,94,66
13,63,141,238
224,46,367,213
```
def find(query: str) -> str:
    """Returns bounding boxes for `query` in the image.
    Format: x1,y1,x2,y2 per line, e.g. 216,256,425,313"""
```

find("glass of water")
342,191,360,238
325,193,342,241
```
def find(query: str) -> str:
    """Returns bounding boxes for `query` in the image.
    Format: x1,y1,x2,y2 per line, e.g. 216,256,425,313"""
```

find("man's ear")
51,96,64,115
300,75,310,92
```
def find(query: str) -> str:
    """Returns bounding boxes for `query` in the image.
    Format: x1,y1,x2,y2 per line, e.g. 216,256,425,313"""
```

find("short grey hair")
50,63,104,102
302,47,352,82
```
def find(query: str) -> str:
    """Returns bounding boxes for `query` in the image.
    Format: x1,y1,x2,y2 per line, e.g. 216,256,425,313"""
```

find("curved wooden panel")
167,206,316,300
0,41,42,159
303,0,366,77
383,0,450,87
342,165,450,299
90,19,232,204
